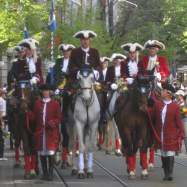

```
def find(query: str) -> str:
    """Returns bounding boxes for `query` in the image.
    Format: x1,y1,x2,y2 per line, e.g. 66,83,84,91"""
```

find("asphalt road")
0,148,187,187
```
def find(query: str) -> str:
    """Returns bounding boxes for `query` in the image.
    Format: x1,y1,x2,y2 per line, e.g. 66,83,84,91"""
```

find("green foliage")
0,0,187,65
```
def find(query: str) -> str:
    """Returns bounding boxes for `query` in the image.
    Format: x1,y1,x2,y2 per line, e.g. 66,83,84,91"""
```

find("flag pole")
51,31,54,62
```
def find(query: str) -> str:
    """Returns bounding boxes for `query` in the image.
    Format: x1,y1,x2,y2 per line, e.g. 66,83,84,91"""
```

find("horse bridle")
79,85,94,107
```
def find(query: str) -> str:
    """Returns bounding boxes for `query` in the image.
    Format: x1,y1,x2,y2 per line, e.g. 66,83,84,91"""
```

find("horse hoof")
148,163,154,171
141,170,149,180
105,150,111,155
78,173,85,179
128,171,136,180
14,161,21,168
71,169,78,176
84,168,88,173
115,150,122,157
141,174,148,180
24,173,31,180
61,161,69,169
87,172,94,178
75,151,79,157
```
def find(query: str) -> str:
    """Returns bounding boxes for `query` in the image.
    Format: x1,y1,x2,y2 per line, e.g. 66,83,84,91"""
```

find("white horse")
74,68,100,179
105,88,122,156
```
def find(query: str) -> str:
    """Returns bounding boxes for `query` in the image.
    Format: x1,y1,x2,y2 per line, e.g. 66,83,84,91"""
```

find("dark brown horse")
16,81,39,179
114,76,154,179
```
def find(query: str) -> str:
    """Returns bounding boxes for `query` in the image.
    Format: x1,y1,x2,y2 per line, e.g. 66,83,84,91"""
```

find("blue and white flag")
23,26,29,39
48,0,57,32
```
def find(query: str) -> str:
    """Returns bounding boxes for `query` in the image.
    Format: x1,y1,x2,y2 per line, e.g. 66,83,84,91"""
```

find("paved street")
0,145,187,187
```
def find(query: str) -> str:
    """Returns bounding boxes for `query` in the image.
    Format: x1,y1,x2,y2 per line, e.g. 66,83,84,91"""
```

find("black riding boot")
167,156,174,181
161,157,168,180
48,155,55,181
40,156,48,180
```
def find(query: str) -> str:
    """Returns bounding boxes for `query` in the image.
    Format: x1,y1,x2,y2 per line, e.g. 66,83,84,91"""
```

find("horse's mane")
129,85,143,111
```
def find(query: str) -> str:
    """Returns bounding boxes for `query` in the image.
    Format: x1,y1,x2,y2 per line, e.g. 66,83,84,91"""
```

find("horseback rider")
105,53,127,85
138,40,170,170
121,42,144,85
139,40,170,83
46,43,75,169
105,53,126,156
7,39,43,179
69,30,100,81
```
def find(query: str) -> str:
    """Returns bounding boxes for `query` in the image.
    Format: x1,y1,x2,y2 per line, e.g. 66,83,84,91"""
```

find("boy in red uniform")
33,84,61,181
153,83,184,181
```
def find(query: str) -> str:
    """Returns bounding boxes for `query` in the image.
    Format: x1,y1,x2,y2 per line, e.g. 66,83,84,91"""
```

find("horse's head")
77,67,95,104
129,75,154,111
137,75,155,96
18,81,34,112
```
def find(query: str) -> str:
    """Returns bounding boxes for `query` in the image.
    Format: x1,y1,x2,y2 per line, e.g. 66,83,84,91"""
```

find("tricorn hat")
121,43,144,52
162,82,176,95
19,41,31,50
18,38,39,50
110,53,127,61
144,40,165,50
73,30,97,39
58,44,75,51
100,57,110,63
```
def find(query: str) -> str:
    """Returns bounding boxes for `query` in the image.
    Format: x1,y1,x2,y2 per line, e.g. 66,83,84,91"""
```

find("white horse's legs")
87,152,93,172
75,121,85,174
78,152,84,172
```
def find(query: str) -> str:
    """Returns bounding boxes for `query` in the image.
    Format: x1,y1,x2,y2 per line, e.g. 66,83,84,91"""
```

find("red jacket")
32,99,61,151
139,56,170,82
153,100,184,151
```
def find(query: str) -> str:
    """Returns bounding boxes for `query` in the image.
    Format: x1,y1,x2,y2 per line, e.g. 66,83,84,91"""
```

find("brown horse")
16,81,39,179
114,76,154,179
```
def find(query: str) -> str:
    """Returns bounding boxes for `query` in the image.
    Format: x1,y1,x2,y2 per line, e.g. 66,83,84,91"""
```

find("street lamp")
117,0,138,8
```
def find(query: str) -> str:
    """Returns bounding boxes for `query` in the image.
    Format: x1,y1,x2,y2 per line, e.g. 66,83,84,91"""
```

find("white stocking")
88,152,93,171
79,153,84,171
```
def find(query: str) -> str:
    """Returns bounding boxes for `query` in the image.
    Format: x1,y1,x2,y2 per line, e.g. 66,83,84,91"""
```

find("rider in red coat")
153,82,184,181
33,84,61,181
139,40,170,82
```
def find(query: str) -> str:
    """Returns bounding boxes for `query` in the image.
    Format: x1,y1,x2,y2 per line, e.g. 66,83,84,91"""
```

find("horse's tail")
83,123,89,143
83,105,90,143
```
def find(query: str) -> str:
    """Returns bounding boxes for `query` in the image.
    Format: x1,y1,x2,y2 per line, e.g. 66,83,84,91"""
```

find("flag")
23,26,29,39
48,0,57,32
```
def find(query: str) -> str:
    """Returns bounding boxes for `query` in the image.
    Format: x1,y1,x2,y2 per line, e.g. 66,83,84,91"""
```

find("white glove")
55,89,60,95
30,76,39,85
126,78,134,85
111,83,118,90
155,72,161,81
157,82,162,89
